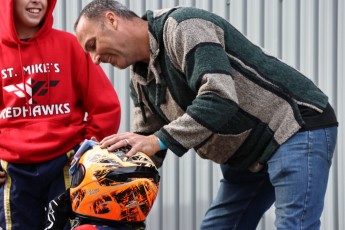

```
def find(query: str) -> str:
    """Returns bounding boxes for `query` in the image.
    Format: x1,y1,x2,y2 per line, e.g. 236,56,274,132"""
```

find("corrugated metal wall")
53,0,344,229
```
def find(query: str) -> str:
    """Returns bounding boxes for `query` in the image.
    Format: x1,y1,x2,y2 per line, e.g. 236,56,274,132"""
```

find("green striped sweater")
130,7,328,170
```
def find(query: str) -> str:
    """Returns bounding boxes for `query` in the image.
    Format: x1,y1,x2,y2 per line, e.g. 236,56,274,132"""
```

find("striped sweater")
130,7,329,170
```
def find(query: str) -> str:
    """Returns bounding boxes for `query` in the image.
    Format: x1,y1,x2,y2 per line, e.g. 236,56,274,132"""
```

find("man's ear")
105,11,118,29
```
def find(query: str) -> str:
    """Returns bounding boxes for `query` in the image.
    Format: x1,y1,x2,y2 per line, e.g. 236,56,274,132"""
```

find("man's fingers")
100,135,124,147
100,138,117,149
99,133,159,158
99,134,116,144
106,138,129,151
125,147,138,158
100,132,130,145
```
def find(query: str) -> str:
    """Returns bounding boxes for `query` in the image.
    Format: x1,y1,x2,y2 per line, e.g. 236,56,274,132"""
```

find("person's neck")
135,20,150,64
15,26,40,40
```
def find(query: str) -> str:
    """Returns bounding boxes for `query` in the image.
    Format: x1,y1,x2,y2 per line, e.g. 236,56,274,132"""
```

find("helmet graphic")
69,144,160,223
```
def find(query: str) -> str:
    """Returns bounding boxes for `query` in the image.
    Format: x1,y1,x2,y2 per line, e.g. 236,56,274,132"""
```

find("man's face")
13,0,48,38
76,15,129,69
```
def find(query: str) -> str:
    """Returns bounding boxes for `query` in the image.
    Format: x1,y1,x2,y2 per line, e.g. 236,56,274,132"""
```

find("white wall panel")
282,0,299,68
300,0,318,83
161,154,179,230
247,0,264,46
318,1,339,229
146,0,163,10
179,154,194,230
212,0,230,20
337,0,345,229
229,0,247,33
263,0,281,60
53,0,343,229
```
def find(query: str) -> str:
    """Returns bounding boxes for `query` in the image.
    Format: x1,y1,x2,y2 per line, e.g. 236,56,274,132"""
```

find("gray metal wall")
53,0,344,229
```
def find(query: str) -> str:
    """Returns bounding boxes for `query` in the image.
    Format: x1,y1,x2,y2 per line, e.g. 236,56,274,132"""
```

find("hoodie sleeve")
79,54,121,141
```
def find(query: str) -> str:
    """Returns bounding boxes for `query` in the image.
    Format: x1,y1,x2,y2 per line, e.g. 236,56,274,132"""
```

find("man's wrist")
157,137,167,150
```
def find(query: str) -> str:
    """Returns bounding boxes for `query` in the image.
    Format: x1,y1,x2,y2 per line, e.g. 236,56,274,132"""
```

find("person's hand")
0,170,7,184
100,132,161,158
90,136,98,142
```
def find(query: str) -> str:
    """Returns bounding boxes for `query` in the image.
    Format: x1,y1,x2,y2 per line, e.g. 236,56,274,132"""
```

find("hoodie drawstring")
17,43,31,106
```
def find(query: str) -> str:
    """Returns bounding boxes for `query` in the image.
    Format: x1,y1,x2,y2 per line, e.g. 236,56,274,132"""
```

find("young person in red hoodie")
0,0,121,229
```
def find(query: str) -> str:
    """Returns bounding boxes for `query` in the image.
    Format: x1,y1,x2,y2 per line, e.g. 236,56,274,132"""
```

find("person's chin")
112,62,127,69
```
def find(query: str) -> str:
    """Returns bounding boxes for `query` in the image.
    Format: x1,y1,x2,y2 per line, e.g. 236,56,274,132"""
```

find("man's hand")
100,133,161,158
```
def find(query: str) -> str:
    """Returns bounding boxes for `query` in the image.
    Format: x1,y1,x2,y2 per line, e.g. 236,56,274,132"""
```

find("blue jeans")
200,126,337,230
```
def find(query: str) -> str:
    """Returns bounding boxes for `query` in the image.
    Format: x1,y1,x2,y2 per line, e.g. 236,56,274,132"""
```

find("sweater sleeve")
155,15,240,156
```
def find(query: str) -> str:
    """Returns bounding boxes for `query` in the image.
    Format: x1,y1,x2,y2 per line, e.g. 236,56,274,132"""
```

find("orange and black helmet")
69,144,160,223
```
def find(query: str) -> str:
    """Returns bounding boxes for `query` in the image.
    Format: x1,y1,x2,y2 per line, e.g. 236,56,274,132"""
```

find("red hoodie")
0,0,121,163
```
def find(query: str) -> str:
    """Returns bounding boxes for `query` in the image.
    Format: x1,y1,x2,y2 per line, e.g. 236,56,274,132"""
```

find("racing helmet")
69,144,160,223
